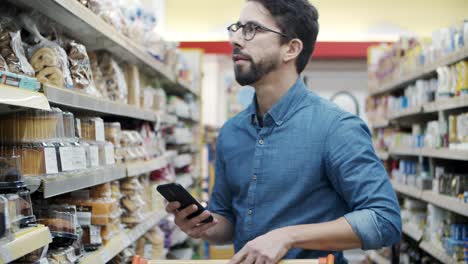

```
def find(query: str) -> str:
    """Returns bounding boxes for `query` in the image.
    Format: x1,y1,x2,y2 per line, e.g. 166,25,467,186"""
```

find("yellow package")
457,60,468,94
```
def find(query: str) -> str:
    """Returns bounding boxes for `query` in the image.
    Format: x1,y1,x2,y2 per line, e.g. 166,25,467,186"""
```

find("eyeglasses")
227,21,290,41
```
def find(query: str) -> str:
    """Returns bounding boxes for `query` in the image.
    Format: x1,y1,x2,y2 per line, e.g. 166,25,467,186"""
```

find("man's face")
230,1,284,86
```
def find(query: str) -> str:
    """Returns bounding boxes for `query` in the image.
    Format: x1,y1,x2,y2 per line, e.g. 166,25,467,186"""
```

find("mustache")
232,48,252,60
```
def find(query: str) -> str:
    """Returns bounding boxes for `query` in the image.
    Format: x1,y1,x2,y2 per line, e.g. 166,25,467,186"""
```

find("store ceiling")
161,0,468,42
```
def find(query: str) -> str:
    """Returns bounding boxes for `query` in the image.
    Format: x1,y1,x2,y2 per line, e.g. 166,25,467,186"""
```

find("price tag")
90,225,103,244
89,145,99,167
72,146,87,170
59,147,75,171
44,147,58,174
104,144,115,165
95,119,105,142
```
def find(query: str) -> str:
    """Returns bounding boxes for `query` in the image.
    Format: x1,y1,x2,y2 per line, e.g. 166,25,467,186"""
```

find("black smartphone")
157,183,214,224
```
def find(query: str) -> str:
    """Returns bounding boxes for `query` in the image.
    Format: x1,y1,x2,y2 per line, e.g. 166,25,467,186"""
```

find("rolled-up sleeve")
325,113,402,250
207,131,235,225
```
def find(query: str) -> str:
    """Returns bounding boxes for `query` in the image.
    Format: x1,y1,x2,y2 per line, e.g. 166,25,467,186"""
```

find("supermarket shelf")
10,0,197,97
11,0,172,79
391,180,423,200
369,46,468,96
419,241,457,264
126,156,168,177
420,147,468,161
392,180,468,217
158,112,179,125
402,223,423,241
388,147,421,157
80,211,167,264
388,106,423,120
176,78,199,97
424,96,468,113
369,119,390,129
366,250,390,264
44,85,157,121
376,150,389,160
421,191,468,217
389,146,468,161
0,85,50,111
178,116,200,124
0,225,52,263
40,165,126,198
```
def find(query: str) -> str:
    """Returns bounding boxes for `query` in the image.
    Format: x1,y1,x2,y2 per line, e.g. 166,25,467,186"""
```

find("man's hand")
229,228,292,264
165,201,218,239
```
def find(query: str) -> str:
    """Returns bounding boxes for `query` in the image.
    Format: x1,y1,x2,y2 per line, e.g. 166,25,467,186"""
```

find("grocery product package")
124,64,141,107
0,14,35,77
88,51,108,98
99,53,128,103
19,13,73,88
88,0,129,36
66,40,101,96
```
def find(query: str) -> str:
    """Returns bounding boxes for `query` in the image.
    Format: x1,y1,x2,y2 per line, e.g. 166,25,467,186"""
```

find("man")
165,1,402,263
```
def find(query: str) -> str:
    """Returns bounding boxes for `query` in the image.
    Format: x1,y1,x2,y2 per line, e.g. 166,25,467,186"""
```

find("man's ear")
282,38,303,63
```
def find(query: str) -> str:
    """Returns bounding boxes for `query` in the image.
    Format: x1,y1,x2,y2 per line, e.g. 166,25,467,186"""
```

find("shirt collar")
235,77,309,128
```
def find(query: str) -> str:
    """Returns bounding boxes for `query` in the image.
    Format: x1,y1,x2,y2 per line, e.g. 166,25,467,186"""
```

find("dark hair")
248,0,319,73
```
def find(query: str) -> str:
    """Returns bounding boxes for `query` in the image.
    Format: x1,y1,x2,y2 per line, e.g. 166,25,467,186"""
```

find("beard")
233,51,279,86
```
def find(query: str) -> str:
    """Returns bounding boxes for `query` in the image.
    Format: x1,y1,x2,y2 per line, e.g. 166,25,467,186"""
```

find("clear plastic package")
99,53,128,103
0,54,8,72
90,183,112,199
104,122,122,146
1,144,58,177
88,52,108,98
120,177,143,191
98,142,115,166
62,112,76,139
121,196,144,213
80,117,105,142
20,14,73,88
16,187,36,227
0,17,35,77
121,210,145,226
65,198,120,226
81,225,102,251
0,195,12,244
37,205,78,247
0,156,25,189
48,246,78,264
6,194,20,233
67,41,100,96
89,0,129,36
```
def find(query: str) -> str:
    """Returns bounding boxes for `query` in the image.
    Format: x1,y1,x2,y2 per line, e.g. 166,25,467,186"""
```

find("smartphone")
157,183,214,224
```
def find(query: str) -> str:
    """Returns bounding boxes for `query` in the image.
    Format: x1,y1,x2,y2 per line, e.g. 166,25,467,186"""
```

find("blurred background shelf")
80,211,167,264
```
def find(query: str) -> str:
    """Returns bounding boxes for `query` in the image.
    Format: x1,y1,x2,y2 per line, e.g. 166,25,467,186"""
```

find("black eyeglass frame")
227,21,290,41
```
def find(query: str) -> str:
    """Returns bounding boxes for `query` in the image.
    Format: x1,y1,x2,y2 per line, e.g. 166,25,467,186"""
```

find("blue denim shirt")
208,77,401,263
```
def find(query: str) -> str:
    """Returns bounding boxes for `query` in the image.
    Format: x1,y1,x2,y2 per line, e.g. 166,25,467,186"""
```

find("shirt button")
252,175,257,181
259,139,264,145
247,209,253,215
